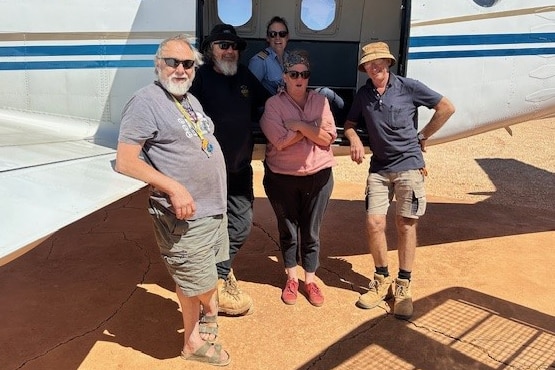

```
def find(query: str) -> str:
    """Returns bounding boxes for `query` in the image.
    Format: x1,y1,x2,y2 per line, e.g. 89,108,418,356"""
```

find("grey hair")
154,34,203,75
203,45,215,64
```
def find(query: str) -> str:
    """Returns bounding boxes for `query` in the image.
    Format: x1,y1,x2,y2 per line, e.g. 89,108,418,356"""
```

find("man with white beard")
116,35,231,366
191,24,270,318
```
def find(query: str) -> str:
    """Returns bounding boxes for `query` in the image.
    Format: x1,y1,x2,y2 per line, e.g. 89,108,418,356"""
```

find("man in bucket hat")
191,24,270,318
344,41,455,319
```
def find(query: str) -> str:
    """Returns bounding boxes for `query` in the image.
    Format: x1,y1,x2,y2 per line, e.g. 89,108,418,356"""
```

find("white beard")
215,59,238,76
161,77,192,96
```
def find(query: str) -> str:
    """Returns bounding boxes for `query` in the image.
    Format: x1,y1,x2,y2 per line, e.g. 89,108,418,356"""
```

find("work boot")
393,278,413,319
356,273,394,309
217,269,253,316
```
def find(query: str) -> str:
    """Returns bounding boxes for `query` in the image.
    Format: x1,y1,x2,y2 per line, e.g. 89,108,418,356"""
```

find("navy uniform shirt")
248,47,288,95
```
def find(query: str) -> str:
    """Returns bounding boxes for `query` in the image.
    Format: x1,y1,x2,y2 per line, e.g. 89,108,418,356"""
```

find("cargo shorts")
149,200,229,297
365,169,427,219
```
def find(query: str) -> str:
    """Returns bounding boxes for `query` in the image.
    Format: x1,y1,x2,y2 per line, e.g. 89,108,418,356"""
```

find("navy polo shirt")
347,73,442,173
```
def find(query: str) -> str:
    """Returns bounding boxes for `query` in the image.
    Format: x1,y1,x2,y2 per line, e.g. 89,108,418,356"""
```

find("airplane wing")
0,110,145,266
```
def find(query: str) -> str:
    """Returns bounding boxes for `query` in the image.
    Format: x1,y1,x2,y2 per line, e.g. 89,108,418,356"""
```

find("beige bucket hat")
358,41,396,72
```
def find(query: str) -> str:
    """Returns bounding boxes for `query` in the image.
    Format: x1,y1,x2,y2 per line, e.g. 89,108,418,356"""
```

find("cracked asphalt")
1,118,554,369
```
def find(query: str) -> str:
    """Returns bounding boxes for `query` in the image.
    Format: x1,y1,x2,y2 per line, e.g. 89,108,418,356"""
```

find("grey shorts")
365,169,427,219
149,202,229,297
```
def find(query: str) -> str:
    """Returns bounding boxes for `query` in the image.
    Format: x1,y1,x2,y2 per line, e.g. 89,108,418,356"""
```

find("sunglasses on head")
213,41,240,50
161,58,195,69
268,30,288,38
286,70,311,79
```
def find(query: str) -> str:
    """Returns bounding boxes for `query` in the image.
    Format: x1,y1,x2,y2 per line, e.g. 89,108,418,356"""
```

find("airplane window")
217,0,252,26
473,0,497,7
301,0,336,31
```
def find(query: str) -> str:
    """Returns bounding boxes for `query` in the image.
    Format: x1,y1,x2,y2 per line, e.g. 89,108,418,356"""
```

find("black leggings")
263,165,333,272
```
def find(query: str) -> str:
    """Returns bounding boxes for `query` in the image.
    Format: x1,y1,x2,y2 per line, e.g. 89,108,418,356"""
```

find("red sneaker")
305,282,324,307
281,279,299,305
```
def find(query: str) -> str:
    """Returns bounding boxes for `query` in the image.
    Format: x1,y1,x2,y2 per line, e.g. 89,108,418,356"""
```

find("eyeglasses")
161,58,195,69
268,30,288,38
213,41,240,50
286,70,311,79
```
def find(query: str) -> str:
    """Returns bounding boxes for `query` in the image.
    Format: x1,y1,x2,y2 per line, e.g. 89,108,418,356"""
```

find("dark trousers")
263,165,334,272
217,165,254,279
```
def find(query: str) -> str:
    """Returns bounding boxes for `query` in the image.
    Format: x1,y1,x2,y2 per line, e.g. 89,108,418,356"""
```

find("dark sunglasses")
268,30,288,38
161,58,195,69
286,70,311,79
213,41,240,50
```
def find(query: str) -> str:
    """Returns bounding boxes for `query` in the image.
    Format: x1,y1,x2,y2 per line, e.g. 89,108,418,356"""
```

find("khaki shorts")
149,202,229,297
365,169,426,219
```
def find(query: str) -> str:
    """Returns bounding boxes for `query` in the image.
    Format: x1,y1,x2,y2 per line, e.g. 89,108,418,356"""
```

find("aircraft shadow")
1,158,552,368
2,222,553,369
0,192,182,369
295,287,555,369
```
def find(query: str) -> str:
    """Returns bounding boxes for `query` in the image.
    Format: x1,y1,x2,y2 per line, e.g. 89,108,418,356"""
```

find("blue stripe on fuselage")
0,44,158,57
1,32,555,69
0,43,159,70
0,60,155,70
409,47,555,60
410,33,555,47
408,33,555,59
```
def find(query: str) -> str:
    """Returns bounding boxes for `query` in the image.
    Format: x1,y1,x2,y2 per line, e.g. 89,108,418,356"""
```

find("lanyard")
172,96,213,157
154,81,213,157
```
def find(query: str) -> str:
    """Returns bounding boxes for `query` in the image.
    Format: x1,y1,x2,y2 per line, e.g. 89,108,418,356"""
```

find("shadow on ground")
296,287,555,370
1,158,554,369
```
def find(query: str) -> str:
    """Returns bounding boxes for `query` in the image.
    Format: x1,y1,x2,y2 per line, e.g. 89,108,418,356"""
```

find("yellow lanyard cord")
172,96,212,155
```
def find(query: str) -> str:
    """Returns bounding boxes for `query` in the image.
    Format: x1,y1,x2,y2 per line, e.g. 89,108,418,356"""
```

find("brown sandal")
199,314,218,342
180,341,231,366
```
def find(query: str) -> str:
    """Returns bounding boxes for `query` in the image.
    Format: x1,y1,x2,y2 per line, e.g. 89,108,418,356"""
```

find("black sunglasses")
213,41,240,50
268,30,288,38
286,70,311,79
161,58,195,69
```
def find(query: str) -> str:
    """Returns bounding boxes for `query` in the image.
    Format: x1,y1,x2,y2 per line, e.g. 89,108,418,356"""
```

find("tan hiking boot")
217,269,253,316
393,278,413,319
356,273,394,309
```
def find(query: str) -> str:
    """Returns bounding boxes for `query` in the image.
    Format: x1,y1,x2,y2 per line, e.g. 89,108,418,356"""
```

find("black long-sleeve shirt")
190,63,270,173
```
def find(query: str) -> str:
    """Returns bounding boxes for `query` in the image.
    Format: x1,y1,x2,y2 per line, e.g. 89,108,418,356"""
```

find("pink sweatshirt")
261,90,337,176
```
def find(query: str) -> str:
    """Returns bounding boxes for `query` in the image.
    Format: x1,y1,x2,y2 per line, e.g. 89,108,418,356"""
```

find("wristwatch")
417,132,427,141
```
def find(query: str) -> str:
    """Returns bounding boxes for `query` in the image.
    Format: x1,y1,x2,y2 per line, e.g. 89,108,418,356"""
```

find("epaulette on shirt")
255,49,269,60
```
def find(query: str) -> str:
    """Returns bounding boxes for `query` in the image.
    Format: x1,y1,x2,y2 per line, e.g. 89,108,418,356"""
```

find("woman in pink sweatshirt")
260,50,337,307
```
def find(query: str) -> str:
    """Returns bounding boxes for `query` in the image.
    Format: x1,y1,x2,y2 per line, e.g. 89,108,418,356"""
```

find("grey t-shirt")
118,82,227,219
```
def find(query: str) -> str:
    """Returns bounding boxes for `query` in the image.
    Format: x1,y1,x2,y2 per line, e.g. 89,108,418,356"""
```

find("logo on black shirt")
240,85,249,98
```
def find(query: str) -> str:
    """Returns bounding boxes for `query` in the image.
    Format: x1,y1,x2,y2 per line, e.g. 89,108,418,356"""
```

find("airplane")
1,0,554,266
